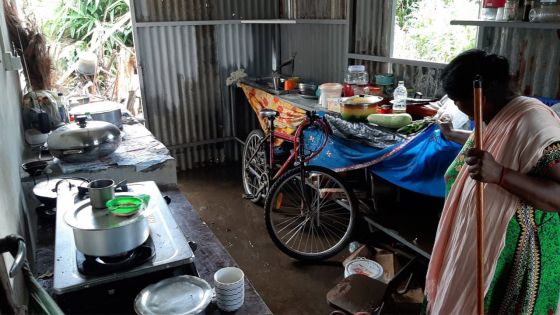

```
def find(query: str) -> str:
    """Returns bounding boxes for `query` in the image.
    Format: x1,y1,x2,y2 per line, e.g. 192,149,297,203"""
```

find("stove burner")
36,205,57,222
77,236,155,276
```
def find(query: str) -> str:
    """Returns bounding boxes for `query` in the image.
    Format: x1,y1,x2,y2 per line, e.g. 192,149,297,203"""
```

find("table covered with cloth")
306,120,462,198
239,83,463,198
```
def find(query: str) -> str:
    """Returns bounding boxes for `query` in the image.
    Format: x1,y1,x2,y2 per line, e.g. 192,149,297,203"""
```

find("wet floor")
178,163,346,315
178,163,441,314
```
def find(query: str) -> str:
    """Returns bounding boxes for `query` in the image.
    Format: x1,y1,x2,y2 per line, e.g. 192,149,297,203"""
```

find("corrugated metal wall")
280,24,347,83
481,27,560,99
132,0,559,170
134,0,278,22
133,0,277,170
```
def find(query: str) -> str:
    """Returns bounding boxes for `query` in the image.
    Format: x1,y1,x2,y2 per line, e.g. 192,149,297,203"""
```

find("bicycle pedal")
242,193,255,200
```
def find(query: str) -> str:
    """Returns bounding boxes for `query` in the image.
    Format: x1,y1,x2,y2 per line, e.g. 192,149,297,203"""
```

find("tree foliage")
394,0,478,63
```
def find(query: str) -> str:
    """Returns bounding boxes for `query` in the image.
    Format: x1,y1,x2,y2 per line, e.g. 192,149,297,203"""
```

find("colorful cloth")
239,83,306,145
425,97,560,314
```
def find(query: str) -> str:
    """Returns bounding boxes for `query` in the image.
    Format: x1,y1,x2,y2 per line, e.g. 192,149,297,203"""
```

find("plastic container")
318,83,343,109
529,5,560,22
344,65,369,96
392,81,407,113
344,258,384,280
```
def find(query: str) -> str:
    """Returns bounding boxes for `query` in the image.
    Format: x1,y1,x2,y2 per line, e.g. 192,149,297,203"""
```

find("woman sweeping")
426,49,560,314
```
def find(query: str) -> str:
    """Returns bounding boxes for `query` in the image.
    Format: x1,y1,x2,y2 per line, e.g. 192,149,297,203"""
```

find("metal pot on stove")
64,179,149,257
47,116,121,163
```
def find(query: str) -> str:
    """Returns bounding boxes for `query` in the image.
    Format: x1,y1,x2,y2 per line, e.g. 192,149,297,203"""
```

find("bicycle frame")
253,112,329,181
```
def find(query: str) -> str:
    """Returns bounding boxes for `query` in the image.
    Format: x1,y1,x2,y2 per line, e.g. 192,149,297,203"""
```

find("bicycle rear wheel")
264,166,356,261
242,129,268,203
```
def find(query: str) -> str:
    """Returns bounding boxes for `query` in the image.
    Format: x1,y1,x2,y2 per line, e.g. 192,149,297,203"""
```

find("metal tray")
134,275,213,315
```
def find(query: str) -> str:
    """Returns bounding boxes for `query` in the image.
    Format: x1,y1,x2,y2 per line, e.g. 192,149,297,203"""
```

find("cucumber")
367,113,413,129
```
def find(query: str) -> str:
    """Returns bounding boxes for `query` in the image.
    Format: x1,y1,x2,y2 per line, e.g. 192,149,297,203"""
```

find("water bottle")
392,81,407,113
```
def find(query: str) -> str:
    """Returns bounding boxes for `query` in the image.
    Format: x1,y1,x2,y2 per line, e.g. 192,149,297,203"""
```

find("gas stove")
53,181,197,313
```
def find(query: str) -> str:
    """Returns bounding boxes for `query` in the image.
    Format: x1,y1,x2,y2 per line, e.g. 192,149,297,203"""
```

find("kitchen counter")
239,77,335,114
34,184,272,315
21,117,177,186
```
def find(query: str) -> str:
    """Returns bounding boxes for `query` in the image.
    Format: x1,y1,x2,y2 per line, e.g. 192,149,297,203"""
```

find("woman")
426,49,560,314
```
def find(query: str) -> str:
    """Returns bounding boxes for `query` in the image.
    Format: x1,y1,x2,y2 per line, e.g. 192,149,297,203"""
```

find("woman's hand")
437,114,454,138
465,148,503,183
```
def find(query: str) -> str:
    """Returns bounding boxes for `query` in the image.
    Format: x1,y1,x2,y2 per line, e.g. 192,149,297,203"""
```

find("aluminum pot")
70,101,122,129
47,116,121,163
65,193,149,257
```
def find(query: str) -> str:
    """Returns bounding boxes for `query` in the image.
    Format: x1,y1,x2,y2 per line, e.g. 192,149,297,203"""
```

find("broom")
473,76,484,315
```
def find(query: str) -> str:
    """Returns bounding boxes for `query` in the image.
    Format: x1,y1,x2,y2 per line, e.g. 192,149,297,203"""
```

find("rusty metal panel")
280,24,346,83
134,0,278,22
481,27,560,99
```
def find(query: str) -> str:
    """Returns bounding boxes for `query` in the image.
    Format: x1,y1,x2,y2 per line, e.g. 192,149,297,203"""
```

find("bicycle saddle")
260,109,279,119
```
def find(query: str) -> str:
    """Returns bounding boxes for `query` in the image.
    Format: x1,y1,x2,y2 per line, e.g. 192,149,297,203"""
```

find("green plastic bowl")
106,196,144,217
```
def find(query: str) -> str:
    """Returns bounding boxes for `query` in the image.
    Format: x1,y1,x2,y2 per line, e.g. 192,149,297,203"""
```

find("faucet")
274,52,297,77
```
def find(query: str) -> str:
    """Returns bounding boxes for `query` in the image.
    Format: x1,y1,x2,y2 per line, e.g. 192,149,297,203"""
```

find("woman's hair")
441,49,513,104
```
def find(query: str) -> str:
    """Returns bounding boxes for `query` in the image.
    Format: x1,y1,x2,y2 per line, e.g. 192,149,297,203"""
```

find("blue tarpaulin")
307,124,463,198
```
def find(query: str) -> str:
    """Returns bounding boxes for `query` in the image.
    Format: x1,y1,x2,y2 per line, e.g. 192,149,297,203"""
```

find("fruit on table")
367,113,413,129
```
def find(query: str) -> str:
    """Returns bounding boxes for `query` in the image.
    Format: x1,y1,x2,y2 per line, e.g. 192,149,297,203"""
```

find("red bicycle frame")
267,113,329,181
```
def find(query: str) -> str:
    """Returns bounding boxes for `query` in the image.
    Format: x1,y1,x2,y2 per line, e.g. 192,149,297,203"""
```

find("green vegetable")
367,113,413,129
397,117,436,135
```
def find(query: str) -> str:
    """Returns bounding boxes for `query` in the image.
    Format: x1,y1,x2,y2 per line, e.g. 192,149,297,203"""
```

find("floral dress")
444,139,560,314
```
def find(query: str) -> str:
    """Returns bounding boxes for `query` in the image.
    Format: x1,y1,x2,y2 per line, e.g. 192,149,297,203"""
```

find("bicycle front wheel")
264,166,357,261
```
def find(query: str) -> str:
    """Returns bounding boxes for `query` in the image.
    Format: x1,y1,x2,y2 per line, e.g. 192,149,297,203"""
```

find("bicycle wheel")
242,129,269,203
265,166,357,261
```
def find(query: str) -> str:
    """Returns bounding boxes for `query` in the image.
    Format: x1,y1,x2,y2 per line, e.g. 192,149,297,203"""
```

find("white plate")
134,275,213,315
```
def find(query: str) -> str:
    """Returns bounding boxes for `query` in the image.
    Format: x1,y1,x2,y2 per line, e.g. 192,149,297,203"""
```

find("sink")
243,77,291,95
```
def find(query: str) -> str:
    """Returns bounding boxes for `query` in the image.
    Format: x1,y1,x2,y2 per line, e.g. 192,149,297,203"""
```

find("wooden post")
473,77,485,315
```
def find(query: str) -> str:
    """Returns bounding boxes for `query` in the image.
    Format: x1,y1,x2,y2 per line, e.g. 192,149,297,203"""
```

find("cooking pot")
70,101,122,129
47,116,122,163
33,177,89,206
340,95,383,121
65,192,150,257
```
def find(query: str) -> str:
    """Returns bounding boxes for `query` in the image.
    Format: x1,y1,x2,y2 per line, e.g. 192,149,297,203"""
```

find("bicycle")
242,109,357,261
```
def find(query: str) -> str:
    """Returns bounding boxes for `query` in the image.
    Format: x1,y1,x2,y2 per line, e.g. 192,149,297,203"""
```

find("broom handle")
473,78,485,315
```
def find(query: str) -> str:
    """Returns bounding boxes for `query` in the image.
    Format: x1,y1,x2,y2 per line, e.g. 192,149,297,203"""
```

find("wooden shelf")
451,19,560,30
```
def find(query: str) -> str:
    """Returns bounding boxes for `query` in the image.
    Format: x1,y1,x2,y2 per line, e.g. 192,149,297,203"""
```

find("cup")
88,179,115,209
214,267,245,312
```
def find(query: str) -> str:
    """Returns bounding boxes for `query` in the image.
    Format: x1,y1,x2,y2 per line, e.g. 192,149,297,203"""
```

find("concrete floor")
178,164,347,315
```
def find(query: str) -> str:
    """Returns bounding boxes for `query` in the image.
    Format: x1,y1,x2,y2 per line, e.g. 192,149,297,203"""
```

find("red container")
483,0,506,8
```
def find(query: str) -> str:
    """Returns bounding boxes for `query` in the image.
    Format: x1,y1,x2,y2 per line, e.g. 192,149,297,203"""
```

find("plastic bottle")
56,92,69,123
392,81,407,113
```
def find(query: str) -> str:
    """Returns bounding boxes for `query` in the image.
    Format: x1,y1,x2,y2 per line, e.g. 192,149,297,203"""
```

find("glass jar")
344,65,369,96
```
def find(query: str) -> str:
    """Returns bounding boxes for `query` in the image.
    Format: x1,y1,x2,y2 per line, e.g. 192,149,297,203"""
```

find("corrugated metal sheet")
135,24,274,170
481,27,560,99
352,0,392,74
134,0,278,22
279,0,346,19
280,24,346,83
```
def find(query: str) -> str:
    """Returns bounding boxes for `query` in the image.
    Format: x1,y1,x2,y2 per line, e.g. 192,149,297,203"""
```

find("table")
34,184,272,315
21,118,177,187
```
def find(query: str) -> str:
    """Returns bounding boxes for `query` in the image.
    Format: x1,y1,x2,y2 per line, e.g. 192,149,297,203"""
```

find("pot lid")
33,178,89,200
70,101,122,115
134,276,213,315
65,193,146,230
47,118,121,151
